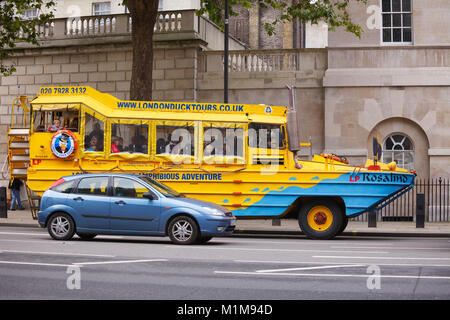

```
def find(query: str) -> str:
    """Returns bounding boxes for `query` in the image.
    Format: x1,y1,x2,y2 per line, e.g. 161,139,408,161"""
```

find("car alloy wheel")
168,216,199,245
48,213,75,241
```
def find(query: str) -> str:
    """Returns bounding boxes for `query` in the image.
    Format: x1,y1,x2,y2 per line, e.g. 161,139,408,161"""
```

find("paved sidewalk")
1,209,450,237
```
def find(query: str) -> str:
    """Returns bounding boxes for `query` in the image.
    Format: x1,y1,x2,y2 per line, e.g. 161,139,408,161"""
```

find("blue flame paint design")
229,172,415,218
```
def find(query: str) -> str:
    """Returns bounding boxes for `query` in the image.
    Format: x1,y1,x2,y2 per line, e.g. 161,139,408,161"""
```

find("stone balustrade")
11,10,245,51
15,10,198,42
199,49,326,73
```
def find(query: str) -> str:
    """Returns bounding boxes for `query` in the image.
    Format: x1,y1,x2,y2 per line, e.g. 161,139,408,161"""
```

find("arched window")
382,133,414,171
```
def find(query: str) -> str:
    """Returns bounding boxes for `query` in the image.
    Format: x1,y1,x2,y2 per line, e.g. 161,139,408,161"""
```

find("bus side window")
111,123,148,154
33,111,47,132
203,124,244,160
84,113,104,152
156,123,194,156
248,123,285,150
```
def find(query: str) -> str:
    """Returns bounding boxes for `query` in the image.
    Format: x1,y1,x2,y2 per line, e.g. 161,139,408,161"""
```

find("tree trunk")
126,0,159,101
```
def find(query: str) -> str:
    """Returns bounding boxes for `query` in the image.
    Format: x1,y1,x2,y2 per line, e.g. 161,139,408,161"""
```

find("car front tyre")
48,212,75,241
168,216,199,245
196,236,213,244
76,232,97,240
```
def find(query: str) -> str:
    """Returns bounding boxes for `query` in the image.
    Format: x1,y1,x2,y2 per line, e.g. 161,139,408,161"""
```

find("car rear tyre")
298,199,343,240
168,216,199,245
48,212,75,241
76,232,97,240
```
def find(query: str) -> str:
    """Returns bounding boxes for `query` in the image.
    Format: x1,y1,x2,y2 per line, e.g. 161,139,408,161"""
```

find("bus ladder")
7,95,40,220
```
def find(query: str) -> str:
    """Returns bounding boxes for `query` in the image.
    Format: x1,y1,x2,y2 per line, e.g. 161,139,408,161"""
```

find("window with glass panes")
93,2,111,15
382,134,414,171
381,0,412,43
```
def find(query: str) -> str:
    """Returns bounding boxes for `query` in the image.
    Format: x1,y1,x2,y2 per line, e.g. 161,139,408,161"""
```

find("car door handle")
115,200,126,205
73,197,84,201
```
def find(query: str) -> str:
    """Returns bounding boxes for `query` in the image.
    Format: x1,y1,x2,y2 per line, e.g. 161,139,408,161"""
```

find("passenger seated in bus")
130,134,146,153
165,136,176,154
111,136,120,153
48,119,62,132
68,117,78,131
157,138,166,154
86,135,99,152
172,136,185,155
204,137,217,156
117,137,124,152
87,122,104,149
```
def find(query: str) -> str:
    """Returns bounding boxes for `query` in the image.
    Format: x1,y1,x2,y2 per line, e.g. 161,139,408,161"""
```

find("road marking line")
234,259,450,268
226,239,395,246
0,239,73,244
0,232,45,236
73,259,168,266
313,255,450,261
0,250,115,257
214,270,450,280
165,246,388,254
256,264,365,273
0,260,73,268
330,246,450,250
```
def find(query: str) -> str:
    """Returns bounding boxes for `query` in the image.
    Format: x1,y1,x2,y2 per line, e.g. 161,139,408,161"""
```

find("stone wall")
328,0,450,47
323,46,450,178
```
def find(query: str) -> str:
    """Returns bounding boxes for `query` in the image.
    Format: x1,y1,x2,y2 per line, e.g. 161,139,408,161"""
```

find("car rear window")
52,180,76,194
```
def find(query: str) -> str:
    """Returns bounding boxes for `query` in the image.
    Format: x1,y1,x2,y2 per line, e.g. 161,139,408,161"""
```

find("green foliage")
198,0,367,37
0,0,55,76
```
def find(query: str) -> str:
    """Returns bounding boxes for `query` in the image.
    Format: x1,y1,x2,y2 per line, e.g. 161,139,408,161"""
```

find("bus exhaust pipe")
285,85,301,153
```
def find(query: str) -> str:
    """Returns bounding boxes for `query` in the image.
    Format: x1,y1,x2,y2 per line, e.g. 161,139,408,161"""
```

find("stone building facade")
324,0,450,179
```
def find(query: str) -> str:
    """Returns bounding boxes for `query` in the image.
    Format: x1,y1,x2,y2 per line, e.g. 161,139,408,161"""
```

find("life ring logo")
51,131,76,158
265,106,272,114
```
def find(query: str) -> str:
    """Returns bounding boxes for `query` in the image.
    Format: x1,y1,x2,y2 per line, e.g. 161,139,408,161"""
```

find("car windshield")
138,176,183,198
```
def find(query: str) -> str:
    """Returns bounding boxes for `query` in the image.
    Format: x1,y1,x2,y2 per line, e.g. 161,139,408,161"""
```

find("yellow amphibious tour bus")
7,86,415,239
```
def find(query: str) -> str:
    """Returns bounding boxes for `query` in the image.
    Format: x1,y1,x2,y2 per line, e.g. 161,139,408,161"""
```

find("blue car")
37,173,236,245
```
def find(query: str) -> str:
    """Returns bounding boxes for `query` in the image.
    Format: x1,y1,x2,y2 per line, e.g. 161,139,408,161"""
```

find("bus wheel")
298,199,343,240
337,216,349,235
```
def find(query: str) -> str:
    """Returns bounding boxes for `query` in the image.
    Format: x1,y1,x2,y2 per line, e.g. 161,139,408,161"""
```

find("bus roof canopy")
31,86,287,124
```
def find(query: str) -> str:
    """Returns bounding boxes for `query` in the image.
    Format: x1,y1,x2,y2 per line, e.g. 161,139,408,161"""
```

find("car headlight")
201,206,226,216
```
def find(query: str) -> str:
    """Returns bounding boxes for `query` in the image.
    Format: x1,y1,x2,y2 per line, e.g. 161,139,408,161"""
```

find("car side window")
113,177,149,198
52,180,76,194
76,176,109,196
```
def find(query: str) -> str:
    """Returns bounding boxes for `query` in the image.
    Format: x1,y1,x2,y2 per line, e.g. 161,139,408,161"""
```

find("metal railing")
351,177,450,222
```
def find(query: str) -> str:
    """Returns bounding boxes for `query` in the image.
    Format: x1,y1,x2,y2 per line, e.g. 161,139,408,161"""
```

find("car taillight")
48,178,65,190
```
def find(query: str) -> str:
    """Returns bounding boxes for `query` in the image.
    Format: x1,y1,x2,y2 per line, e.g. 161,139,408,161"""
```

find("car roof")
62,173,143,180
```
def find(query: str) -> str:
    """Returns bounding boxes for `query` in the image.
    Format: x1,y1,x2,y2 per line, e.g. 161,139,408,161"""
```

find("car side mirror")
143,192,158,200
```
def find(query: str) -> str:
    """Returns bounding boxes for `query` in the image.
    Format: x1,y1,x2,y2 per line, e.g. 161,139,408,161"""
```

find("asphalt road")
0,225,450,300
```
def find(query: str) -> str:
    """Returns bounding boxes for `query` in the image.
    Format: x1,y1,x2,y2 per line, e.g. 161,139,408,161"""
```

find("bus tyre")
76,233,97,240
168,216,199,245
298,199,343,240
48,212,75,241
338,216,349,235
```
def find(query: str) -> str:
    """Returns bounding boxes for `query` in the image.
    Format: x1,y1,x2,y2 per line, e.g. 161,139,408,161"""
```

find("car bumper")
37,211,48,228
200,217,236,236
